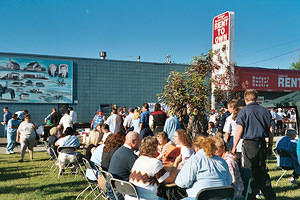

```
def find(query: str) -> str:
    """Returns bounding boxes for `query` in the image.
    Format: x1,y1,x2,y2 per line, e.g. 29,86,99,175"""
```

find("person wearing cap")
275,128,300,184
91,109,106,130
1,107,12,138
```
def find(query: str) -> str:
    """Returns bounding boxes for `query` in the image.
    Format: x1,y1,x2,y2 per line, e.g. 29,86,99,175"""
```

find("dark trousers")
242,140,276,200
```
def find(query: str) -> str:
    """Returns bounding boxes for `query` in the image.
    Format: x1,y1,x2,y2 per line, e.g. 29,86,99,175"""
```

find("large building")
0,52,187,130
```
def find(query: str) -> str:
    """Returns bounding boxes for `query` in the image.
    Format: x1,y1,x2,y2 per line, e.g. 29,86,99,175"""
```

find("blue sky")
0,0,299,69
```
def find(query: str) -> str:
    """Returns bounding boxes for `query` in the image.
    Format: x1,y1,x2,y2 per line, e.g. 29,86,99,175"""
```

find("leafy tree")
159,51,232,138
291,55,300,70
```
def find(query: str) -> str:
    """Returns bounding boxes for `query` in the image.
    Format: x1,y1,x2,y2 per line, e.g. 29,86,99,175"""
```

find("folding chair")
240,167,252,200
94,164,111,200
95,164,115,200
57,146,83,177
274,148,294,186
48,147,59,173
196,185,235,200
76,157,105,200
110,178,140,200
42,141,53,167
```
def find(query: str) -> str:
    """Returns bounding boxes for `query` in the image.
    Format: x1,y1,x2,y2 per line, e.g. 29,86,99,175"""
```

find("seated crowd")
42,99,299,200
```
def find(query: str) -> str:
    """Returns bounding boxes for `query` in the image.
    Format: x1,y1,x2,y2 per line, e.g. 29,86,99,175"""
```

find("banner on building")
233,66,300,92
0,57,73,103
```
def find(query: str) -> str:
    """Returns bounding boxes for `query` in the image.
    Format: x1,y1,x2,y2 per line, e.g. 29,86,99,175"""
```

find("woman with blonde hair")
213,135,244,199
175,136,232,199
132,109,141,134
85,130,103,160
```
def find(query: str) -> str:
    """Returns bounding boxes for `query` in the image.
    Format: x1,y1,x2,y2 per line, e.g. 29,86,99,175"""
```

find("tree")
291,55,300,70
159,51,232,138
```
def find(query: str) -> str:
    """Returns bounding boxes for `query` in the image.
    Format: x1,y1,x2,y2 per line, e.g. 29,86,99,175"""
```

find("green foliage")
291,55,300,70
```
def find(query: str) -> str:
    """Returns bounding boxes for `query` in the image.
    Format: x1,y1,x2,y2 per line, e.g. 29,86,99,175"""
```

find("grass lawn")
0,151,97,200
0,150,299,199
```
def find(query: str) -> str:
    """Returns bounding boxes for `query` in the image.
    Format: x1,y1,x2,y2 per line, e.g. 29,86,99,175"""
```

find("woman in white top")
16,114,37,162
223,100,243,159
173,129,193,168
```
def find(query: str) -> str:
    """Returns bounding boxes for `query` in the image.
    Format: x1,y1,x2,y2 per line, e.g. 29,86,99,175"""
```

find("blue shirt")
297,139,300,156
3,111,12,126
139,111,151,129
163,115,180,141
132,119,140,134
106,114,117,133
86,144,104,181
276,136,300,174
7,119,20,134
236,102,271,140
175,149,232,198
57,135,80,148
92,114,105,130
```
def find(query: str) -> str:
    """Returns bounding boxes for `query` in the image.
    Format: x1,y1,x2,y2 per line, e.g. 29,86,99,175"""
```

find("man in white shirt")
59,110,73,132
123,108,134,132
68,107,77,123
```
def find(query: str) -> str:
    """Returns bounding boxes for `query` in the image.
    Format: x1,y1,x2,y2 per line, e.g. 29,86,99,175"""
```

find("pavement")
0,137,46,154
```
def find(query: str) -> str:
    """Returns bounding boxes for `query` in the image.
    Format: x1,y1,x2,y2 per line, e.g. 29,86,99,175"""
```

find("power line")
235,37,300,58
245,48,300,65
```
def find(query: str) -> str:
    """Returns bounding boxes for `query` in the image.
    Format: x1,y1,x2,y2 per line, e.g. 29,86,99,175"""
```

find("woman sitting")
126,136,177,200
85,130,103,160
173,129,193,168
55,127,80,175
101,132,126,171
214,135,244,199
48,127,59,158
175,137,232,199
156,131,174,161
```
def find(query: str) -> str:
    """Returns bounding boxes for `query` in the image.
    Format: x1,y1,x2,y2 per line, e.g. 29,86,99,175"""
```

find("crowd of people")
2,89,300,200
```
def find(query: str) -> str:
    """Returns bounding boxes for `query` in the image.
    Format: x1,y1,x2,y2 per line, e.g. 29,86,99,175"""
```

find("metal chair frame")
95,163,114,200
195,185,235,200
76,157,105,200
274,148,294,186
110,178,140,200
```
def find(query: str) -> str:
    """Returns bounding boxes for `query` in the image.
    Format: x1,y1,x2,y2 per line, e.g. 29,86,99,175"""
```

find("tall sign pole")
211,11,235,109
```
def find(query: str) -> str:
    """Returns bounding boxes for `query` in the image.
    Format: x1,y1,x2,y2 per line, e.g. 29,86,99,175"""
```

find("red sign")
213,12,230,45
233,67,300,92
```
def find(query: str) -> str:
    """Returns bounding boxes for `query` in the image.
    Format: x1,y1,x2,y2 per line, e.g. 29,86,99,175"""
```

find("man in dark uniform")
232,89,276,200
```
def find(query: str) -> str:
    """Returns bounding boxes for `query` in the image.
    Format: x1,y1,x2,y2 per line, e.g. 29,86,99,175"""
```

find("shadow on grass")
0,180,86,195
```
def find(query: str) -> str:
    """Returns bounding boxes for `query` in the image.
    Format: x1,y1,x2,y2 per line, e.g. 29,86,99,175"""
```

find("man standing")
91,109,106,130
68,107,77,123
1,107,12,138
232,89,276,200
59,110,73,132
123,108,134,132
6,114,20,154
139,103,152,138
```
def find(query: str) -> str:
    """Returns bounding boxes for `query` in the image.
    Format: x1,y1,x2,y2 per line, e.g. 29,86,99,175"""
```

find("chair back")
196,185,234,200
49,147,58,159
43,141,49,148
164,146,181,162
110,178,139,199
58,146,76,154
82,157,93,170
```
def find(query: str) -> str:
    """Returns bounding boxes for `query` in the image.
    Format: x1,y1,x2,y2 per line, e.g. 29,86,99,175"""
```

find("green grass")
0,151,93,200
0,151,299,199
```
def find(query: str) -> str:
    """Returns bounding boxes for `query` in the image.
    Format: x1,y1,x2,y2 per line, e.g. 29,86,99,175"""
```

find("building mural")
0,57,73,103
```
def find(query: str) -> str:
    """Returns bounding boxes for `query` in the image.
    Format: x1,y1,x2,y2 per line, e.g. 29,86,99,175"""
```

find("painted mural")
0,57,73,103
